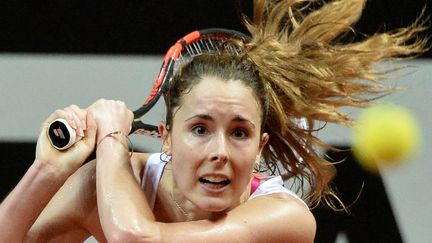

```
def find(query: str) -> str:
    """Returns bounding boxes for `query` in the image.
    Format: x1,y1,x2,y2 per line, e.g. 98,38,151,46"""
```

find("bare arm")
157,194,316,243
0,160,71,242
26,160,104,243
23,152,150,243
96,138,315,242
92,99,315,242
0,105,97,242
96,129,160,242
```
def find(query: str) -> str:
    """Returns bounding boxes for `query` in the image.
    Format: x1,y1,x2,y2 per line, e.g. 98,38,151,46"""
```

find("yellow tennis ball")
352,104,421,172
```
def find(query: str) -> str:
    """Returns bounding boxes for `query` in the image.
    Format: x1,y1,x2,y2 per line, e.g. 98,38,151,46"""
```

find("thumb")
80,111,97,151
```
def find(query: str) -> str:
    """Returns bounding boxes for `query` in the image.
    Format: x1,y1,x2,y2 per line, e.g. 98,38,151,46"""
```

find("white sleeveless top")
141,153,308,209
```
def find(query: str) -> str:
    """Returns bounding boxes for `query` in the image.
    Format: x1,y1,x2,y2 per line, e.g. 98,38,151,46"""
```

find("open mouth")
199,176,231,189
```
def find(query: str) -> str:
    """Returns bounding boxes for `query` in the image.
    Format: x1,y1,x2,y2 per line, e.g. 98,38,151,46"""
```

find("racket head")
131,28,251,136
47,29,251,149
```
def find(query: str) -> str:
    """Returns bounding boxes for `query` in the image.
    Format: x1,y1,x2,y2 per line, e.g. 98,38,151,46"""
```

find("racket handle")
130,121,160,137
47,119,161,150
47,118,78,150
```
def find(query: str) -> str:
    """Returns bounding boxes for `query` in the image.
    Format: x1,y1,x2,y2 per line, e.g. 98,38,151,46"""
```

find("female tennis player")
0,0,428,242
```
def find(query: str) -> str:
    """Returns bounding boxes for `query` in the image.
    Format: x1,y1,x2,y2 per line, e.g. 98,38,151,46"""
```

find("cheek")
170,136,203,188
171,158,197,193
232,139,262,177
231,151,257,183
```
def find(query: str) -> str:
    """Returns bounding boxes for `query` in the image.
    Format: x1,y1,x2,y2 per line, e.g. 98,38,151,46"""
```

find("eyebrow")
184,114,256,129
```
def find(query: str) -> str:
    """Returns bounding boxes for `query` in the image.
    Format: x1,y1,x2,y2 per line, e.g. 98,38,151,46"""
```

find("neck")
166,168,224,222
170,188,194,221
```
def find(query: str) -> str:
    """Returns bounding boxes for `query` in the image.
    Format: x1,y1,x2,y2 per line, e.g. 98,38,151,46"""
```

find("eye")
191,125,208,136
232,128,249,139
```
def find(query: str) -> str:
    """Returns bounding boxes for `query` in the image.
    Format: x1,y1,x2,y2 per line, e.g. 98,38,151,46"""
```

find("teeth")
201,176,228,183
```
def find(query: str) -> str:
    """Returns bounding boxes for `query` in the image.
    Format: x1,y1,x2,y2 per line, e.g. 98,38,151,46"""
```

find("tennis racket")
48,28,251,150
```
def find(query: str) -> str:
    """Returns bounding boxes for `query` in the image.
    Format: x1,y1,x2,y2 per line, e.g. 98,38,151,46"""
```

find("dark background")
0,0,430,56
1,0,430,242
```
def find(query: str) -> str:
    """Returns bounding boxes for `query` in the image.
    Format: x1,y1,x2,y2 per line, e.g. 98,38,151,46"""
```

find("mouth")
199,175,231,190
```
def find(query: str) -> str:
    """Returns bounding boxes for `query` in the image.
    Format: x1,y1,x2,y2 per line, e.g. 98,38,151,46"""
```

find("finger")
41,109,75,133
127,109,134,134
80,111,97,151
68,104,88,132
64,106,85,137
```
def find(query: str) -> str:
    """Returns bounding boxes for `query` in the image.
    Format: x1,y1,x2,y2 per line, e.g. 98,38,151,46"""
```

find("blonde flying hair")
241,0,429,208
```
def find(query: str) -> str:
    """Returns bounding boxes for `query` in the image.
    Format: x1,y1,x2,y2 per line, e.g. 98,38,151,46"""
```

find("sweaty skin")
161,76,269,219
1,79,315,243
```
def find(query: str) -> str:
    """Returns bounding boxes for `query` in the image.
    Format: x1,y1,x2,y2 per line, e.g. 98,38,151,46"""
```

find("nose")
209,131,229,163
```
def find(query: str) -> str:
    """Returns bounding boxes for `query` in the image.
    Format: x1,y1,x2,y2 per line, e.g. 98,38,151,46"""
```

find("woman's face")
163,76,268,212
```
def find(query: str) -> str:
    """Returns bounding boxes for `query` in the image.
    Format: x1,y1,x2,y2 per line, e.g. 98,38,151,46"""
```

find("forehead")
178,76,262,119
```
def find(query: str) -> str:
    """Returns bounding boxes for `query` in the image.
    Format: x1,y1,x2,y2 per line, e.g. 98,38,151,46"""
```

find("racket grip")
130,120,160,137
47,118,78,150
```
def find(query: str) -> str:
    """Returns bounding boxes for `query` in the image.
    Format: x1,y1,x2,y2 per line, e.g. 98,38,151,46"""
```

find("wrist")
97,131,128,146
33,158,74,180
97,131,133,157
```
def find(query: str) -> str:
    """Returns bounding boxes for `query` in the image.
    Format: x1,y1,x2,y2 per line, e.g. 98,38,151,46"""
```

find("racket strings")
186,38,243,57
176,37,245,72
131,29,251,137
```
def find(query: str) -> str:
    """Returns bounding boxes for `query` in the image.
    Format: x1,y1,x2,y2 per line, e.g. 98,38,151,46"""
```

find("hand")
36,104,97,175
87,99,134,144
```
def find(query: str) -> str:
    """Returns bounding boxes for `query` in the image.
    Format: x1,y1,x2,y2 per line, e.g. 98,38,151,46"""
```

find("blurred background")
0,1,430,242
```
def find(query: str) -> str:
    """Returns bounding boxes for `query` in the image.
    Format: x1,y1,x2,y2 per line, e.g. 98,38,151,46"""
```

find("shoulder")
244,175,315,241
243,193,316,242
249,175,308,209
274,194,316,242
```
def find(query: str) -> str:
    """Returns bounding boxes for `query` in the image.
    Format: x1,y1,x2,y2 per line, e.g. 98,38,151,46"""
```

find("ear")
159,122,172,155
258,132,269,155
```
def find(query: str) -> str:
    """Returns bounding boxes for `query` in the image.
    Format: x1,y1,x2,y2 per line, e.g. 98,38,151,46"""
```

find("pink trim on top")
250,173,261,195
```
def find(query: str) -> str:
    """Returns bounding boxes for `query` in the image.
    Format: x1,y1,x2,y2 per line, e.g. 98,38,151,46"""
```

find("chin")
197,197,232,212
